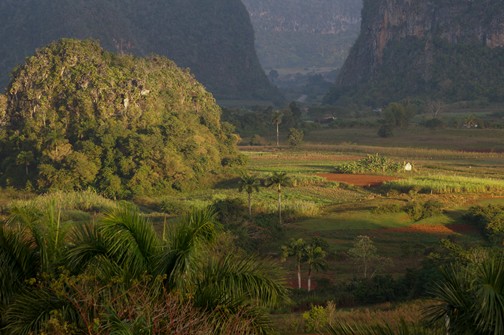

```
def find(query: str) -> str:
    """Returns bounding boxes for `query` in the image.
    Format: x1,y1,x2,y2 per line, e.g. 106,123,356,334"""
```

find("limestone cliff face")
0,0,280,102
330,0,504,103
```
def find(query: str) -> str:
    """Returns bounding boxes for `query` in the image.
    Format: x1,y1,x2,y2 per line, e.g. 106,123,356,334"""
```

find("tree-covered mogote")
0,39,240,197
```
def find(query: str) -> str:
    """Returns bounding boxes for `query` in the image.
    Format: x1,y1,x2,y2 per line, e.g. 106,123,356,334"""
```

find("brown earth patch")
383,223,479,235
317,173,401,187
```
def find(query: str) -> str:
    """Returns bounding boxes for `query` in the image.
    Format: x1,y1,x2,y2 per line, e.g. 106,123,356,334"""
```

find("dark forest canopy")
0,0,281,102
0,39,241,197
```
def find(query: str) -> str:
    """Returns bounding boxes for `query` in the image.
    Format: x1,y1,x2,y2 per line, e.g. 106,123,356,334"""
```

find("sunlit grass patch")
383,175,504,194
8,189,117,212
291,211,411,232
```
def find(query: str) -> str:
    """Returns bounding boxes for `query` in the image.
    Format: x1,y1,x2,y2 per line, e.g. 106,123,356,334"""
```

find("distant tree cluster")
0,39,240,197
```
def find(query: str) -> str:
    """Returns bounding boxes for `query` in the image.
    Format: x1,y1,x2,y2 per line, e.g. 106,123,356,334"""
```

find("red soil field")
383,223,480,235
317,173,400,186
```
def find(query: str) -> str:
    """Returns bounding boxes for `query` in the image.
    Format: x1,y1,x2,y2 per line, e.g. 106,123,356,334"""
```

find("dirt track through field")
317,173,400,186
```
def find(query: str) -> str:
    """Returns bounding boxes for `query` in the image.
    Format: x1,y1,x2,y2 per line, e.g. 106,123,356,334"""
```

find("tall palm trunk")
297,261,302,289
307,265,312,292
277,184,282,224
276,122,279,147
247,192,252,217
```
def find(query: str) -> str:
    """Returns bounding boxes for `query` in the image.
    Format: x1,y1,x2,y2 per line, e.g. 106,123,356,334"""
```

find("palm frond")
474,255,504,335
154,207,220,288
2,287,77,335
424,266,475,333
194,254,289,309
64,223,128,281
0,225,39,307
100,204,159,278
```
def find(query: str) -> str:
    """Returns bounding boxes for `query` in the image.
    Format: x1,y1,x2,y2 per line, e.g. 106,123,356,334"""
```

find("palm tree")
272,110,283,147
424,253,504,335
281,238,306,289
238,173,260,217
304,243,327,292
0,202,67,304
3,204,289,335
0,202,75,334
265,171,292,224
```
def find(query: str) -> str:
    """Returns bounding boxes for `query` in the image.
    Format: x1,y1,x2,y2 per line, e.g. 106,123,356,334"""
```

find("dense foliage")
464,205,504,244
334,154,403,174
0,204,289,334
0,39,240,197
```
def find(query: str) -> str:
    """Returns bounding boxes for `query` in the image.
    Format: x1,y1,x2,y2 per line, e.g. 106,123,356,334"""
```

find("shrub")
464,205,504,243
404,200,443,221
423,118,444,129
404,202,424,221
334,153,403,174
221,154,248,167
348,275,404,304
303,301,337,333
372,203,402,214
213,198,248,224
378,124,394,137
422,200,444,218
249,134,268,146
288,128,304,147
160,198,190,215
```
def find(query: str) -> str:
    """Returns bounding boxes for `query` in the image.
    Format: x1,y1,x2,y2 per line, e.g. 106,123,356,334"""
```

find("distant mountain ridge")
242,0,362,69
327,0,504,104
0,0,280,102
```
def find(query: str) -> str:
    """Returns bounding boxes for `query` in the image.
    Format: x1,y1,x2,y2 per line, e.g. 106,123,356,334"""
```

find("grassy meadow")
236,126,504,333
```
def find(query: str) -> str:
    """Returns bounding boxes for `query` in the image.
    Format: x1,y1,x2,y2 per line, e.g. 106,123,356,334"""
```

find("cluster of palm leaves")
0,202,289,334
424,250,504,335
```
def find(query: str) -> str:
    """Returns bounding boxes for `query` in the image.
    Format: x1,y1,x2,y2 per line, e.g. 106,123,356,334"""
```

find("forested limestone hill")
0,39,240,196
326,0,504,104
0,0,280,102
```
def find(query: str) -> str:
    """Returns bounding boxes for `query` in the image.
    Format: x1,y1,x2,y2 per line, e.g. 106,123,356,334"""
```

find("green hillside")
0,39,240,197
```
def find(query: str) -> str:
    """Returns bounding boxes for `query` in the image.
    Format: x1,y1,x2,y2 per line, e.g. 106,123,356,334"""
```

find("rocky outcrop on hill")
327,0,504,104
